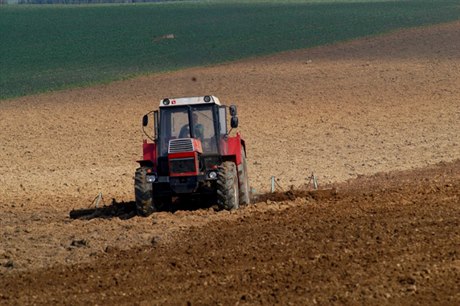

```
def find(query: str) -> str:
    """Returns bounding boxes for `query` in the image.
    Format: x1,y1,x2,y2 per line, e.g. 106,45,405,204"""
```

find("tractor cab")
157,96,227,156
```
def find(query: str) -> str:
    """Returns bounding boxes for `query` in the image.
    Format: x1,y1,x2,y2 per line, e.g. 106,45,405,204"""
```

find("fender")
223,132,245,165
137,140,156,168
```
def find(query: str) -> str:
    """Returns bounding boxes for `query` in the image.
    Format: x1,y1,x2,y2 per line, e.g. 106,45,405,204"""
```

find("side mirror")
230,116,239,128
142,114,149,127
229,105,237,116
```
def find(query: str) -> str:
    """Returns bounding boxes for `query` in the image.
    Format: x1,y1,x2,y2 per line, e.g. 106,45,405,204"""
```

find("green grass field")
1,0,460,99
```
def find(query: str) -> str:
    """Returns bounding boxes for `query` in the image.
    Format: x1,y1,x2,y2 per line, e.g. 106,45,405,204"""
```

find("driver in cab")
179,113,204,141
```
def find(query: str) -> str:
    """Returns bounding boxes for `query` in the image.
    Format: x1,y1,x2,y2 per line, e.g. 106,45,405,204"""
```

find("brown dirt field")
1,162,459,305
0,21,460,304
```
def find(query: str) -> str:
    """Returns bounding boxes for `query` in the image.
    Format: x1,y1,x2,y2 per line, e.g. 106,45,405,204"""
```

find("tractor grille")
170,158,196,174
169,138,194,154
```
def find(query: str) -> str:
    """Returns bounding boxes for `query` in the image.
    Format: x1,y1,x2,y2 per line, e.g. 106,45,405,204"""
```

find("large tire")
238,147,250,205
217,161,239,210
134,167,154,216
135,168,171,216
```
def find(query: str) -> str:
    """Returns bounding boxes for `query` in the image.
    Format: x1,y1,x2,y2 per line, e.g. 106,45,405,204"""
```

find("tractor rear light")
146,173,157,183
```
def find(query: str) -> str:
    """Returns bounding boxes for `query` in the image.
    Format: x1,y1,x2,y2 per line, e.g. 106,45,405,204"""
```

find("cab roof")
159,96,221,107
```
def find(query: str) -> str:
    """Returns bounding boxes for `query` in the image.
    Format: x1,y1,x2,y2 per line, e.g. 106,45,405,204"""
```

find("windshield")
159,105,219,156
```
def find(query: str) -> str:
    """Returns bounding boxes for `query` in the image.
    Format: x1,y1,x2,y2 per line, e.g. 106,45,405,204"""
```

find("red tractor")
135,96,250,215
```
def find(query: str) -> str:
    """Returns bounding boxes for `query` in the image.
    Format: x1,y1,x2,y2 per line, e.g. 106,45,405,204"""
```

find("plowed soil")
1,21,460,305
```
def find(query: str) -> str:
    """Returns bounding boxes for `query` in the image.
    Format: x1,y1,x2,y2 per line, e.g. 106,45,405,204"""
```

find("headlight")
146,174,157,183
207,171,217,180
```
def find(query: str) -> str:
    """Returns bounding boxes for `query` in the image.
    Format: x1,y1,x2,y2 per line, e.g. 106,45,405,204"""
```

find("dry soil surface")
0,21,459,305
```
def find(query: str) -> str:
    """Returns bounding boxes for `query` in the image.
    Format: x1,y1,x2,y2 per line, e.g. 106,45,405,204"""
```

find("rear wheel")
238,147,250,205
217,161,239,210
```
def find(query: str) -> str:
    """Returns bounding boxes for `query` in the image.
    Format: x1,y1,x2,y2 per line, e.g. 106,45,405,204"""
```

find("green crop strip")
1,0,459,99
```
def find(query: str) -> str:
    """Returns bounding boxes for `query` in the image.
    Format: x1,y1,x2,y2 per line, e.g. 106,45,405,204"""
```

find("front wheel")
134,167,154,216
217,161,239,210
135,168,172,216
